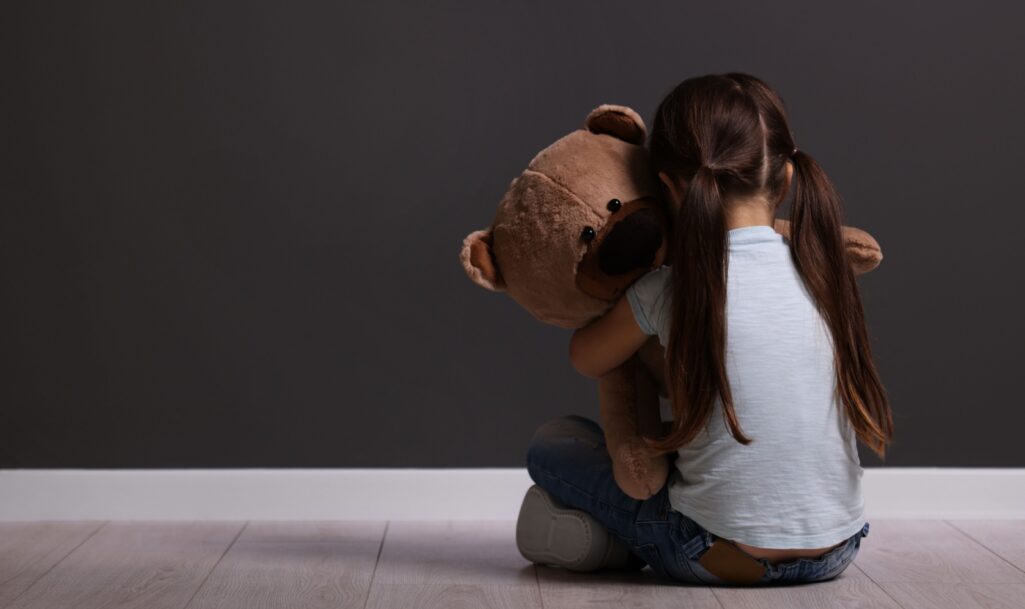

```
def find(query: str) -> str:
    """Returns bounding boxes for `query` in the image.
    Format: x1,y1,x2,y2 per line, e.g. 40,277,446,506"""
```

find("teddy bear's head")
460,105,669,328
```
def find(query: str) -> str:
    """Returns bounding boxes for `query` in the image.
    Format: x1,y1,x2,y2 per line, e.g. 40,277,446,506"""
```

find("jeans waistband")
680,520,869,561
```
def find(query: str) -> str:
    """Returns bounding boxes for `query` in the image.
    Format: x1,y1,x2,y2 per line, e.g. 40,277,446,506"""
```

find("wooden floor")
2,519,1024,609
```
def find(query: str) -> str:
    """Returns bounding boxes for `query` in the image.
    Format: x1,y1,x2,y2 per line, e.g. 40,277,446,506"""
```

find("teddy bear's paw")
613,440,670,500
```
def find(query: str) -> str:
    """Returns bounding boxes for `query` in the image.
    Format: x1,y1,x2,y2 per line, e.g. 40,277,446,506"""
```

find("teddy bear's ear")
584,104,647,145
460,228,506,291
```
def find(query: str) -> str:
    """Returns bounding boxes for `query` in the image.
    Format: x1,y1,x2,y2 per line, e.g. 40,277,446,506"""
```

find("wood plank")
184,521,385,609
537,565,723,609
878,582,1025,609
7,521,243,609
713,563,902,609
0,521,103,606
364,520,541,609
5,518,1023,609
944,520,1025,573
853,519,1025,583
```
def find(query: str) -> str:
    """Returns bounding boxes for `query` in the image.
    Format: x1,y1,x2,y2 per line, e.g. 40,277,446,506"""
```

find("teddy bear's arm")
773,219,883,275
598,356,670,500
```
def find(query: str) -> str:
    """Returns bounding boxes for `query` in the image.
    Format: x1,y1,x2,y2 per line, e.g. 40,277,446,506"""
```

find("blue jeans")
525,414,870,586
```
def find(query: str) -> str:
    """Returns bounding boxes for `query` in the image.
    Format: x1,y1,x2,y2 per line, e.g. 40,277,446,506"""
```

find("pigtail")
790,150,893,458
645,165,751,455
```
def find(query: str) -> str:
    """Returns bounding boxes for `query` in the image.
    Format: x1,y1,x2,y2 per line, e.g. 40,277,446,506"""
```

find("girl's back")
627,224,865,557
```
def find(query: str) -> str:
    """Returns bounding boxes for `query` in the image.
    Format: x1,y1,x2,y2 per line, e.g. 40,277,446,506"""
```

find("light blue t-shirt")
625,224,866,549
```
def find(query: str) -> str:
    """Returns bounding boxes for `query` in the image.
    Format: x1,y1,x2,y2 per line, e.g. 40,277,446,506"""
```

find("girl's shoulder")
627,265,672,318
625,265,673,344
634,264,671,295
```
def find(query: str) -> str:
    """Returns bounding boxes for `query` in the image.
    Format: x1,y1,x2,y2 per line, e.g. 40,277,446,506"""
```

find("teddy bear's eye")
581,226,596,242
607,198,622,212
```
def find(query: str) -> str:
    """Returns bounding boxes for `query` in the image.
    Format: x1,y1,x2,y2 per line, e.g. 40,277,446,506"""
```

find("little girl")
516,73,893,586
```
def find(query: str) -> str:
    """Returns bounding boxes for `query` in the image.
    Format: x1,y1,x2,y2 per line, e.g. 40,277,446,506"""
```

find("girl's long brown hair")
644,73,893,459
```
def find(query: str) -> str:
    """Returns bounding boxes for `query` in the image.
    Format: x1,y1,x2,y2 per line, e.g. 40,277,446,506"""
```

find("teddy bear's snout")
597,207,663,276
575,199,669,302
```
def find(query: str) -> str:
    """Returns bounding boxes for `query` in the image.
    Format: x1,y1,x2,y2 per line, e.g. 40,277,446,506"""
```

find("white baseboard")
0,467,1023,521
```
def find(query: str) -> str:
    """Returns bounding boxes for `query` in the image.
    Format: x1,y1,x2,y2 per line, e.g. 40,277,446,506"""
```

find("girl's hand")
569,294,649,378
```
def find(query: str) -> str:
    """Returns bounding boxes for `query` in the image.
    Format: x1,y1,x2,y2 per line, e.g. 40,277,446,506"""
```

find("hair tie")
790,147,799,158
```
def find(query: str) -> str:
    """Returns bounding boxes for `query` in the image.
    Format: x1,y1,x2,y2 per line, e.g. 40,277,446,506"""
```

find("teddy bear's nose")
597,207,663,276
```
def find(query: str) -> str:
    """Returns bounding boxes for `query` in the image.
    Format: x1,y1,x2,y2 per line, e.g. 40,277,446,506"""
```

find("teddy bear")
460,104,882,500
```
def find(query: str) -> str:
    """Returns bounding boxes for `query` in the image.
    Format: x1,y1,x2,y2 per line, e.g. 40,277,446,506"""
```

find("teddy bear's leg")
631,352,665,440
599,357,670,500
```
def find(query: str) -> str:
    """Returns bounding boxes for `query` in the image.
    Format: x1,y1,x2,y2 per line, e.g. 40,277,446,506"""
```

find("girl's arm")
569,294,649,379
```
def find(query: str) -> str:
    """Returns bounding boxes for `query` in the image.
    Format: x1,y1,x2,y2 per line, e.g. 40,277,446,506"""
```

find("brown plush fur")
461,104,883,500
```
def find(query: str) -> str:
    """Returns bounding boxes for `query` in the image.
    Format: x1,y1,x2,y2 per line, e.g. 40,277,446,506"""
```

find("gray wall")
3,1,1022,468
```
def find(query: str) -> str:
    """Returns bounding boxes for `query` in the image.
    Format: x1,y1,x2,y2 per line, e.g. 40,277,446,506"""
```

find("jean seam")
635,494,670,524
